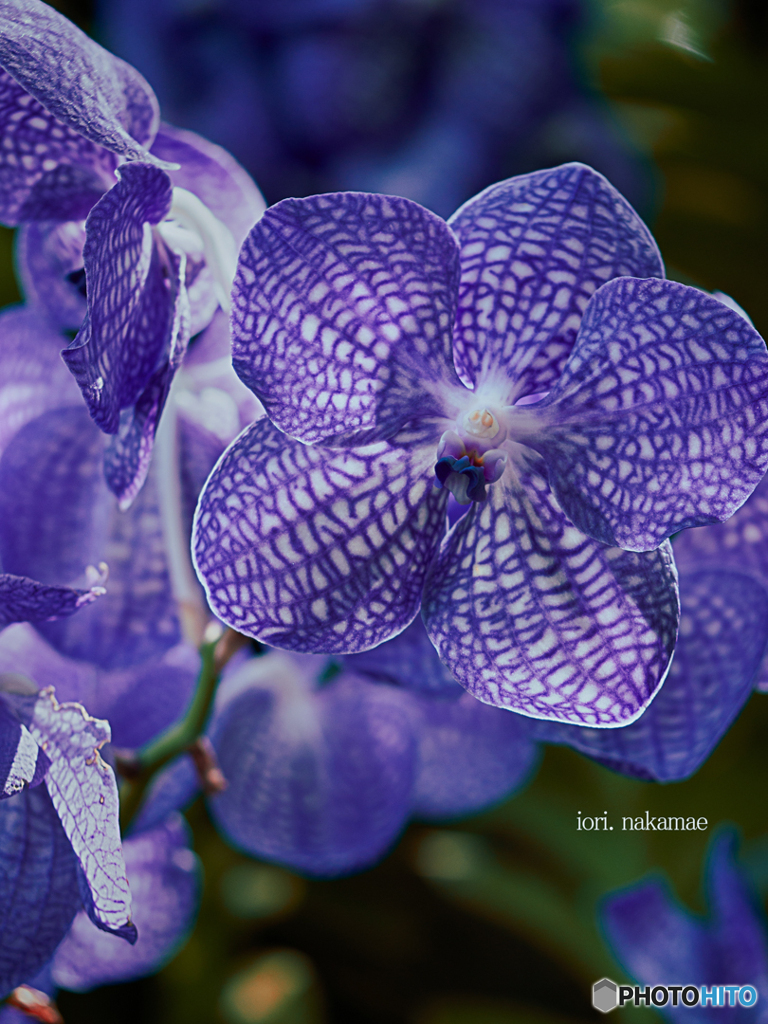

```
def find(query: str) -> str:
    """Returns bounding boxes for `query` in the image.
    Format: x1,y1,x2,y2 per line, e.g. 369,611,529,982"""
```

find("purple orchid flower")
134,627,538,877
0,0,265,506
193,163,768,727
602,829,768,1022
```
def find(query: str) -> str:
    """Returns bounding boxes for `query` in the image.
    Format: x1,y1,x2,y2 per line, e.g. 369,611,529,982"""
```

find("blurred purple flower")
98,0,652,217
193,163,768,727
602,829,768,1022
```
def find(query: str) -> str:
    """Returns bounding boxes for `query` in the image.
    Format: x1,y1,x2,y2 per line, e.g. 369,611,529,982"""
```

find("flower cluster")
1,0,768,1013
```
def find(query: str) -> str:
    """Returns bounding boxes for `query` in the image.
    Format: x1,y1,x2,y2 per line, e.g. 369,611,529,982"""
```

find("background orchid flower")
133,624,539,878
602,829,768,1022
193,161,768,728
98,0,652,218
0,0,266,506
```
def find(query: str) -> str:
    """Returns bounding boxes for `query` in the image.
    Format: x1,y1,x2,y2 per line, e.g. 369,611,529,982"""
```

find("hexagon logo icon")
592,978,619,1013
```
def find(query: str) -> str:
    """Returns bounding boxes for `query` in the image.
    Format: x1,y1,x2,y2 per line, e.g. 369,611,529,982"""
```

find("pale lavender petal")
0,406,180,670
535,568,768,780
449,162,662,395
527,277,768,551
0,0,159,155
52,814,200,991
344,617,462,695
0,573,104,628
0,786,80,1000
0,699,48,798
410,691,539,819
150,122,266,249
15,220,87,330
29,688,136,942
231,191,461,445
422,459,679,725
208,653,417,876
0,306,81,455
193,418,447,654
0,69,115,224
62,163,174,435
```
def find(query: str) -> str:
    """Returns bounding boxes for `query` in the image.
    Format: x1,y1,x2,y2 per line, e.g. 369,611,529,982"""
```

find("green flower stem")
118,628,247,829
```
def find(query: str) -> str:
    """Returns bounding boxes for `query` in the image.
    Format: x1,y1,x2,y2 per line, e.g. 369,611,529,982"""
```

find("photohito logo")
591,979,759,1013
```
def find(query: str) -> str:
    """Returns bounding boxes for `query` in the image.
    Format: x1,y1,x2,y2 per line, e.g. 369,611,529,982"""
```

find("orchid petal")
0,69,115,224
150,122,266,250
527,277,768,551
15,220,87,331
448,162,662,395
0,786,80,1000
707,831,768,984
29,688,135,942
422,459,679,725
231,191,461,445
0,0,159,157
0,306,81,455
52,814,200,991
0,406,180,670
535,568,768,780
344,616,461,694
129,754,198,836
411,691,538,819
62,162,174,435
193,418,447,654
0,573,104,628
208,652,417,876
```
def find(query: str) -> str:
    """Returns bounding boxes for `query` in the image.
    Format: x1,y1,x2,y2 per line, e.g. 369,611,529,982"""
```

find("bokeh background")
8,1,768,1021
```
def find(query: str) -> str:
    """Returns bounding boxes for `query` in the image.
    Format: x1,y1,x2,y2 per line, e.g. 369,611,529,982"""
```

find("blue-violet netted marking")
193,162,768,727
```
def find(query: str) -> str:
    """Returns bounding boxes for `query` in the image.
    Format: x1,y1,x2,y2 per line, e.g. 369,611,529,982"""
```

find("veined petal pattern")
448,162,663,396
422,459,679,725
193,418,448,653
530,277,768,551
232,191,462,445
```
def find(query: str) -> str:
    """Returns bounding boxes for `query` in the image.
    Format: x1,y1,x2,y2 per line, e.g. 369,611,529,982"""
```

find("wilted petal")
193,418,447,654
0,0,159,161
535,568,768,780
0,406,180,670
527,277,768,551
231,191,461,445
52,814,200,991
422,459,679,725
0,573,104,629
150,122,266,249
449,162,662,395
208,652,417,876
0,786,80,1000
62,163,174,435
15,220,87,330
410,691,538,818
0,698,48,798
29,689,135,942
344,617,461,695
